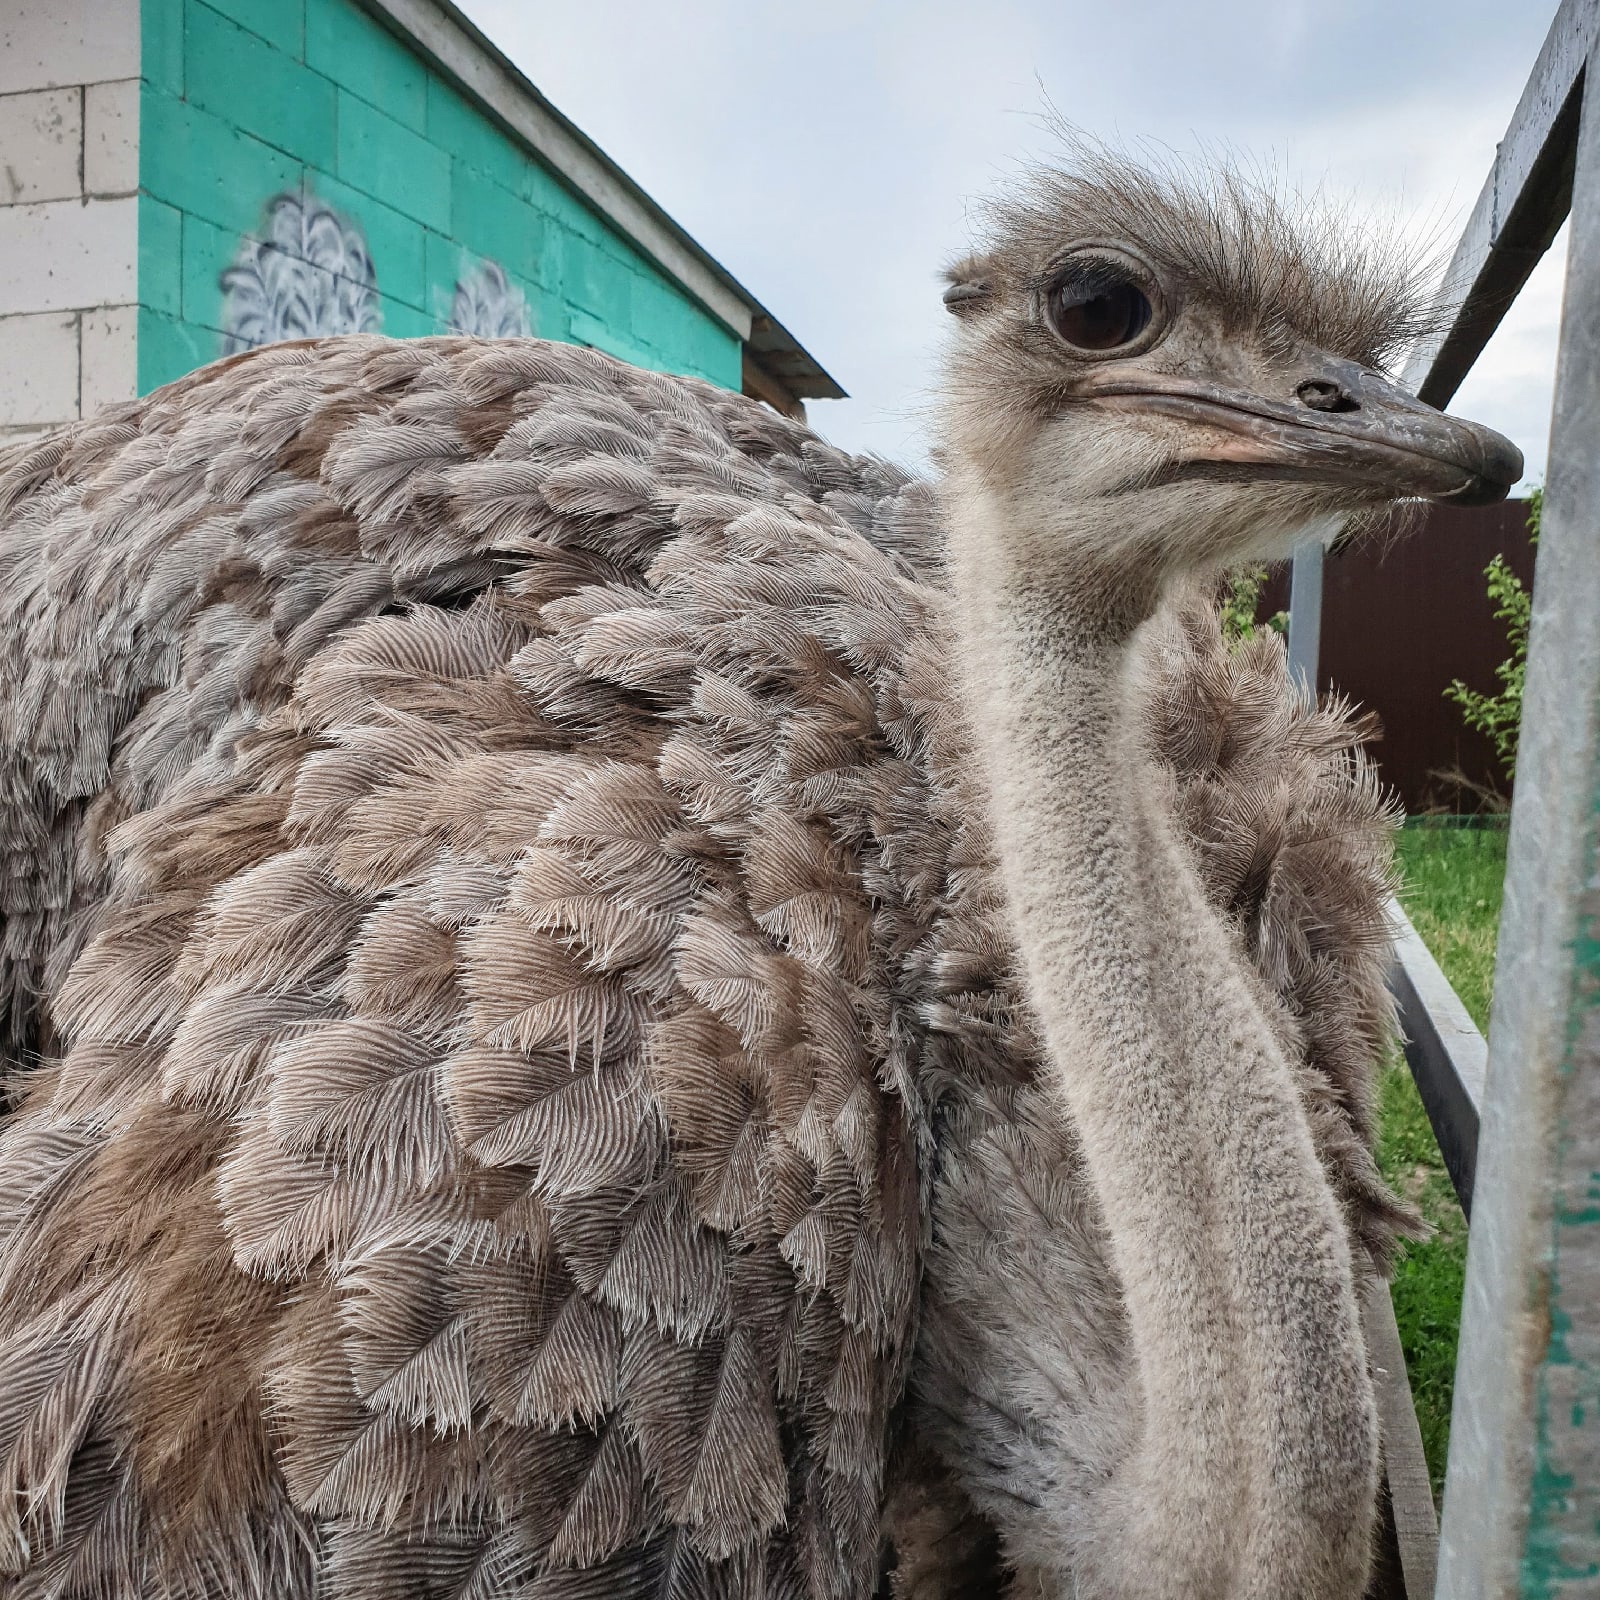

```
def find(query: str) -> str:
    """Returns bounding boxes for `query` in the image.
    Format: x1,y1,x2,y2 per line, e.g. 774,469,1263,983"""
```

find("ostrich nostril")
1296,379,1360,414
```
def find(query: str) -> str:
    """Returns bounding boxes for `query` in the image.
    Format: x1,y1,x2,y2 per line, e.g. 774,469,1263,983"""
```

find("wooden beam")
1434,56,1600,1595
1402,0,1599,407
1388,898,1487,1217
1364,1279,1441,1600
741,348,807,422
1286,537,1325,698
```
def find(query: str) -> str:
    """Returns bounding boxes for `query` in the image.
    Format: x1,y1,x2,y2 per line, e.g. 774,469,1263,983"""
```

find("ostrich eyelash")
1043,257,1142,303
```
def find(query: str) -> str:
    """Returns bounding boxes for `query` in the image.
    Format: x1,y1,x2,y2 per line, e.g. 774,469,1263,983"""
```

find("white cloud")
458,0,1563,485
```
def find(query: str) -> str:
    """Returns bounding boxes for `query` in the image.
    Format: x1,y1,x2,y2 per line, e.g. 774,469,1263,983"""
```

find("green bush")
1444,489,1539,783
1220,564,1288,645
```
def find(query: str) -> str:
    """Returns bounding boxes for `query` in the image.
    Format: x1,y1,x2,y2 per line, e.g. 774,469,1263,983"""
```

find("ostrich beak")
1088,358,1523,505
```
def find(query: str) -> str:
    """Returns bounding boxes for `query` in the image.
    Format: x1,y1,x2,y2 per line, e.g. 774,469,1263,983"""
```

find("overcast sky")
459,0,1564,490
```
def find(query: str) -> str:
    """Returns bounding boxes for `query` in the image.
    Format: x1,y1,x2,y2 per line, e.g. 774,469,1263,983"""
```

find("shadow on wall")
218,191,532,352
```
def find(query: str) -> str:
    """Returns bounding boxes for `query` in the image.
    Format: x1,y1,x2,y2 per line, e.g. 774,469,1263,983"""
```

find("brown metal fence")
1260,499,1536,813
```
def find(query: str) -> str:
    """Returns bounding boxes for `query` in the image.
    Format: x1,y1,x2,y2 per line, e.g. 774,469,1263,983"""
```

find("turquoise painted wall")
136,0,742,393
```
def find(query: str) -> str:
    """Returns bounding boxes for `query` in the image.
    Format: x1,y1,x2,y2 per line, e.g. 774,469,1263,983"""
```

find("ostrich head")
939,151,1522,609
930,152,1523,1599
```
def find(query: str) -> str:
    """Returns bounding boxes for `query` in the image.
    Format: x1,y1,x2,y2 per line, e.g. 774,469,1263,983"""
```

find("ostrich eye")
1046,271,1154,353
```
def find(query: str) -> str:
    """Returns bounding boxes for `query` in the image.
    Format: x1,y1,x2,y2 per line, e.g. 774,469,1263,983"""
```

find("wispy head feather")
953,130,1445,372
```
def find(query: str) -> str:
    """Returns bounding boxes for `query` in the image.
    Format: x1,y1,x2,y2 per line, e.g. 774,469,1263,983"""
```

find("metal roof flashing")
355,0,846,405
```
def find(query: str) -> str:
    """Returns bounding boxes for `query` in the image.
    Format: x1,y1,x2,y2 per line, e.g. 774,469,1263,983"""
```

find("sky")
458,0,1565,490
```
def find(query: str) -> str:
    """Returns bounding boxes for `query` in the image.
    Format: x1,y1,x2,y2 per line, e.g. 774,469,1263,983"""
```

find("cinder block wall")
0,0,744,442
0,1,141,443
137,0,742,393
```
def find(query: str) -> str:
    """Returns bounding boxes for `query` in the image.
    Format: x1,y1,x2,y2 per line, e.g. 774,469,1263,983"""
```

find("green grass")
1377,820,1508,1498
1393,823,1508,1034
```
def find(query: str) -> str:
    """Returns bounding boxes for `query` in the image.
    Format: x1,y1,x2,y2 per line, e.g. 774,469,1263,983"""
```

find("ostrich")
0,153,1517,1600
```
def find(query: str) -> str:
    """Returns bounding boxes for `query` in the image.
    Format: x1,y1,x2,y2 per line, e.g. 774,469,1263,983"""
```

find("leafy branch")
1220,565,1288,646
1444,488,1539,784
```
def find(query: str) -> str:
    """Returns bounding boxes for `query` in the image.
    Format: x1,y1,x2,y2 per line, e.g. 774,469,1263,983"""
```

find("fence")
1290,3,1600,1592
1262,500,1535,812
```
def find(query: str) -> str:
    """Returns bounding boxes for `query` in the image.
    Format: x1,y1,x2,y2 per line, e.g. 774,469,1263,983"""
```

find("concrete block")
80,303,136,413
139,194,183,318
449,162,542,287
139,92,301,236
427,79,529,199
374,294,428,338
0,87,82,205
143,0,183,99
562,233,632,331
309,172,425,311
0,309,80,426
186,7,336,167
137,306,221,396
202,0,304,59
309,1,427,132
0,0,140,96
568,307,653,372
335,90,449,232
0,421,65,449
181,211,232,330
0,195,138,316
84,79,138,197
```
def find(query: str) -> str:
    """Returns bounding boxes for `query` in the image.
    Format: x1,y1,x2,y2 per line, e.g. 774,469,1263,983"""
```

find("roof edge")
356,0,846,400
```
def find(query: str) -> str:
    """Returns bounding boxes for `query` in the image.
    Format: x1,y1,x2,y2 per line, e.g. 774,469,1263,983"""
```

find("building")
0,0,841,446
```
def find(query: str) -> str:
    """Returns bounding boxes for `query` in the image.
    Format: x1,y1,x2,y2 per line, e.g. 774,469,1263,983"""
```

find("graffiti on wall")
442,259,532,338
220,192,534,354
220,194,380,353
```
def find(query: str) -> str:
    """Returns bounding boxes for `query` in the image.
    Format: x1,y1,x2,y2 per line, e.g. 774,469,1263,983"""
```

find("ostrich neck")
942,489,1377,1597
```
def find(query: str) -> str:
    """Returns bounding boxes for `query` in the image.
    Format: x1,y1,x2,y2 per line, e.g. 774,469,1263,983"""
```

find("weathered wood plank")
1434,52,1600,1596
1387,898,1487,1217
1364,1278,1440,1600
1401,0,1599,406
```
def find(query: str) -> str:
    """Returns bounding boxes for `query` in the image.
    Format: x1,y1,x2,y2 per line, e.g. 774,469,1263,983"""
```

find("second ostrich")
0,155,1518,1598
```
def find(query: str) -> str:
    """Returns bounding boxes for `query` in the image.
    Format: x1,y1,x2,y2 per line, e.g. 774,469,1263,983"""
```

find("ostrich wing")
0,337,940,1599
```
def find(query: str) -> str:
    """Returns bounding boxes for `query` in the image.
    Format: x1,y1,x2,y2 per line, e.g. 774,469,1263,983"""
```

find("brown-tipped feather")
0,333,1404,1598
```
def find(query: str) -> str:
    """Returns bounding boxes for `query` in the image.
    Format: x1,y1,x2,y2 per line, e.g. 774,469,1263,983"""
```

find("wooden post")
1434,52,1600,1597
1389,900,1487,1217
1286,538,1324,699
1366,1279,1441,1599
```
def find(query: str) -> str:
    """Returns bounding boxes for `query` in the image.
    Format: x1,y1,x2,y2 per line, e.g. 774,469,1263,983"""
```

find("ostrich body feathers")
0,336,1403,1598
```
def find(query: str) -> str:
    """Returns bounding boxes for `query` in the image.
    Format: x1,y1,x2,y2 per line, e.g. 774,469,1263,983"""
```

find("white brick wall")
81,304,138,413
0,89,82,204
0,197,138,316
0,0,139,96
84,79,139,198
0,0,141,436
0,311,81,425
